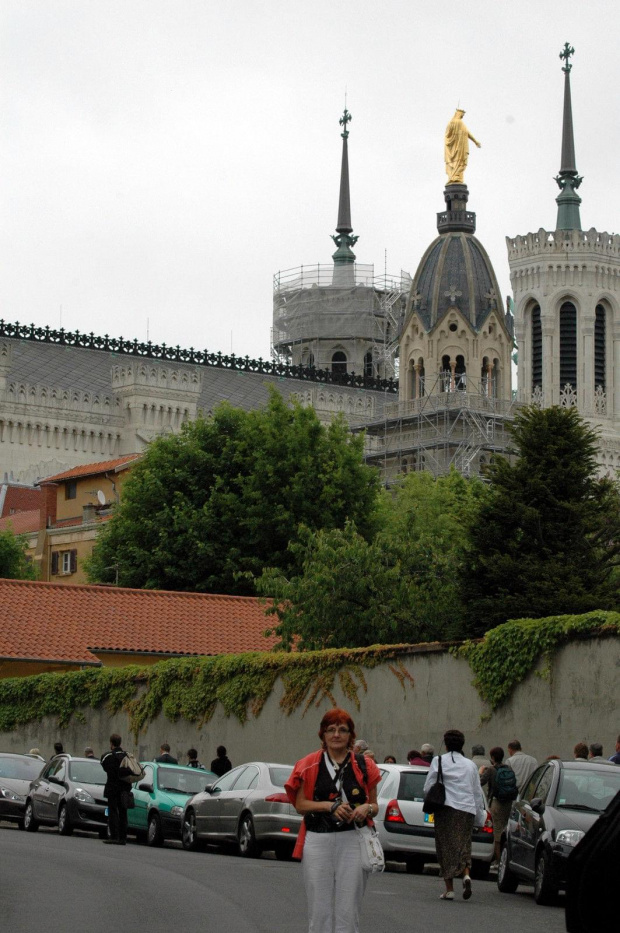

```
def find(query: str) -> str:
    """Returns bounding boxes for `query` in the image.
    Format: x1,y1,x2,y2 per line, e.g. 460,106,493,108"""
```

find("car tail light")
280,827,291,833
481,811,493,834
265,793,289,803
385,799,405,823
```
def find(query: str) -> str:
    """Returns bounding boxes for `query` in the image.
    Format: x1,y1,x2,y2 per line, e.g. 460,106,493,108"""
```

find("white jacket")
424,752,487,825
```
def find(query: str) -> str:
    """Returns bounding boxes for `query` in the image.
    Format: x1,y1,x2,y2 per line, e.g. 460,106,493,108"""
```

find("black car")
0,753,46,827
24,754,108,836
498,759,620,904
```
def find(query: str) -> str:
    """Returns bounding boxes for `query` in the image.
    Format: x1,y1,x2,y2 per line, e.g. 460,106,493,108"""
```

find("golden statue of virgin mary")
444,109,481,185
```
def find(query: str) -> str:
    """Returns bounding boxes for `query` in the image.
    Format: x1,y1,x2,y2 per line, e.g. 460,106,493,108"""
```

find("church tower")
507,45,620,475
272,109,410,382
362,112,515,483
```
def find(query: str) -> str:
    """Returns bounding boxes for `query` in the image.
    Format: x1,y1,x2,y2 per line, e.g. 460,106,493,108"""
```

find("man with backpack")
480,746,519,868
506,739,538,794
101,733,130,845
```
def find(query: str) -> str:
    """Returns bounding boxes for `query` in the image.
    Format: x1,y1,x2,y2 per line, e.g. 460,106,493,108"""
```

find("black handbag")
422,754,445,814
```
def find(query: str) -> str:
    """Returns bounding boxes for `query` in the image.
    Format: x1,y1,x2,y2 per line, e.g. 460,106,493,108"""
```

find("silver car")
182,761,300,859
375,764,494,878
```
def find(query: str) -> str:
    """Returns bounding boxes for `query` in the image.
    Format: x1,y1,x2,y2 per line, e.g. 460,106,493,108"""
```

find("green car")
127,762,216,846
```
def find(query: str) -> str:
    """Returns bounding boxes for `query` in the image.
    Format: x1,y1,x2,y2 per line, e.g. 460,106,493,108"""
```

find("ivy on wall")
0,645,415,740
456,610,620,709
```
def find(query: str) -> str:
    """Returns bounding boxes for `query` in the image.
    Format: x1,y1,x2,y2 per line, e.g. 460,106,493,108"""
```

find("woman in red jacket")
285,708,381,933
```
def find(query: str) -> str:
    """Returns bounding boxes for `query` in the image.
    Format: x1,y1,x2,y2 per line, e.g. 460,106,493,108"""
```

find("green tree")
258,470,486,649
459,405,620,634
86,389,381,593
0,528,37,580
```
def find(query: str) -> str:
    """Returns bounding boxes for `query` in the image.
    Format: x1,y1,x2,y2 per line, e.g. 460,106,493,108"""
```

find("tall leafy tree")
0,528,37,580
459,405,620,634
86,389,381,593
258,470,485,649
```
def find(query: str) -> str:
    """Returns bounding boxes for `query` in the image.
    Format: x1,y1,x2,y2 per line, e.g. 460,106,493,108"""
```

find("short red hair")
318,708,356,747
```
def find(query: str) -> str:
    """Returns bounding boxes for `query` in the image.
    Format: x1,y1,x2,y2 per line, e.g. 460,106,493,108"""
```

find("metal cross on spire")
339,108,352,139
559,42,575,73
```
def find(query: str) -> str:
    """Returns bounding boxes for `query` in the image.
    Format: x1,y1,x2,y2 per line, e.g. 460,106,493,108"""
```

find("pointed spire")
555,43,582,231
331,107,359,285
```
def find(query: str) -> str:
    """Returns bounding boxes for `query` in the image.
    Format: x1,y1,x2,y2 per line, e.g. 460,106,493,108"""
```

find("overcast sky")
1,0,617,364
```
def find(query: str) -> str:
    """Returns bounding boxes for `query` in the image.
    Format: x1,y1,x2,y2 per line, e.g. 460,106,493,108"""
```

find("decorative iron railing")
0,320,399,394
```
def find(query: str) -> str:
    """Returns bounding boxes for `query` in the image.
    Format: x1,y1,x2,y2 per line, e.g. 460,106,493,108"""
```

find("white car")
375,763,494,878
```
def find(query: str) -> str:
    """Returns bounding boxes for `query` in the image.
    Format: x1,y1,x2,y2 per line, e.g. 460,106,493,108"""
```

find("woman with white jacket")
424,729,488,901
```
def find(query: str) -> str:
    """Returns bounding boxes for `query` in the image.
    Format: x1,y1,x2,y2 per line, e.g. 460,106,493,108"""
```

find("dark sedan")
0,753,46,827
498,758,620,904
24,754,108,835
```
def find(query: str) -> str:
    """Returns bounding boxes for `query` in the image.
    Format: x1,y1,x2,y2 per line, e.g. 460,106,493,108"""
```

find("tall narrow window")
455,355,466,390
418,358,425,398
364,351,373,378
531,305,542,390
595,304,606,392
559,301,577,389
331,351,347,375
441,354,451,392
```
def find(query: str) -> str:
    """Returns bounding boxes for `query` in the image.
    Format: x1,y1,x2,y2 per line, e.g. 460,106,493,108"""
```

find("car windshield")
0,755,44,780
157,768,213,795
269,767,292,787
69,760,106,785
397,772,427,803
556,768,620,813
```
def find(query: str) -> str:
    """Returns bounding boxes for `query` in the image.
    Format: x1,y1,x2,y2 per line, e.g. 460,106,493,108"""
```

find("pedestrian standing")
101,733,129,845
210,745,232,777
506,740,538,794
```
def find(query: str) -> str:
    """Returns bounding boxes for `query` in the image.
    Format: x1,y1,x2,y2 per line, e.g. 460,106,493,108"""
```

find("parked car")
24,754,108,835
375,763,494,877
127,762,216,846
0,753,46,827
498,759,620,904
182,761,300,858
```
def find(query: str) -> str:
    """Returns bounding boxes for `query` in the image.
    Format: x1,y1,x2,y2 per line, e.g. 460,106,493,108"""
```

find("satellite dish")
97,490,106,506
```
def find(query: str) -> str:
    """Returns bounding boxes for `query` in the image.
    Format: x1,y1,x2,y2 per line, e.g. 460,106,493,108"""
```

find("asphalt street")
1,825,567,933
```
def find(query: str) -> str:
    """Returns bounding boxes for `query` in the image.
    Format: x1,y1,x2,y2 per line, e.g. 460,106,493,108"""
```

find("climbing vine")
0,644,415,740
455,610,620,709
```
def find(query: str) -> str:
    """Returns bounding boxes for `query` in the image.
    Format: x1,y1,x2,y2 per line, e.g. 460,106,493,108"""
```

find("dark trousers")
107,786,128,842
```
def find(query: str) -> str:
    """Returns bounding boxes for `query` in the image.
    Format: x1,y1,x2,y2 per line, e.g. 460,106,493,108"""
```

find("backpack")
119,751,146,784
494,763,518,801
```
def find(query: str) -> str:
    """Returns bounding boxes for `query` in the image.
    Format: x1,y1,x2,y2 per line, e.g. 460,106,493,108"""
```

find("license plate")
424,813,434,824
104,808,109,817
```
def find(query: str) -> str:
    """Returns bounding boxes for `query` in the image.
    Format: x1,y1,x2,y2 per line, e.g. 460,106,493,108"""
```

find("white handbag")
355,823,385,874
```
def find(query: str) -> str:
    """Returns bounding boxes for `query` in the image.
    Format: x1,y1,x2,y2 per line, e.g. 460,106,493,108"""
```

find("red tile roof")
1,485,44,517
0,510,40,535
0,579,277,666
39,454,141,484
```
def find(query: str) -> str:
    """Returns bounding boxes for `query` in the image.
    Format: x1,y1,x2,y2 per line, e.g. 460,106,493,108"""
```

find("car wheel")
23,800,39,833
182,810,205,852
238,813,260,858
471,859,491,881
58,804,73,836
497,842,519,893
147,812,164,847
405,856,425,874
534,850,558,905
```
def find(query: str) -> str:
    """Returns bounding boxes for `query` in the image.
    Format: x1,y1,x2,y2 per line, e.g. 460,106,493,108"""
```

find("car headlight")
74,788,95,804
556,829,585,846
0,785,26,803
170,806,184,818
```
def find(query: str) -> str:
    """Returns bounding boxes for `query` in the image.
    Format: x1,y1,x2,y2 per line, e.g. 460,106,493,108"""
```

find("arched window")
417,357,425,398
531,304,542,391
595,304,606,392
331,351,347,375
364,351,373,378
559,301,577,390
455,355,466,390
441,354,451,392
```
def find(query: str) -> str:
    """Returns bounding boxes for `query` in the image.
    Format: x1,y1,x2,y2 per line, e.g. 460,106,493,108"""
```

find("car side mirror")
205,783,216,794
138,782,153,793
531,797,545,815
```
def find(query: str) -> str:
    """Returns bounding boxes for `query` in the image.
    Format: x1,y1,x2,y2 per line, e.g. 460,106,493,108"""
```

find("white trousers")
302,830,367,933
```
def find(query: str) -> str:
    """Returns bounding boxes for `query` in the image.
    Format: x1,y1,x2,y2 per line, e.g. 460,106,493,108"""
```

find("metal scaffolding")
360,371,519,484
271,264,411,381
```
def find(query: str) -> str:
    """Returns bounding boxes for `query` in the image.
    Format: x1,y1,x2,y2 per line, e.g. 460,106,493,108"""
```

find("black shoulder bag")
422,754,445,814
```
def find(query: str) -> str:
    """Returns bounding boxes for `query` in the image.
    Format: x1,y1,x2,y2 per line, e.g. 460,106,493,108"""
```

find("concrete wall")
2,638,618,767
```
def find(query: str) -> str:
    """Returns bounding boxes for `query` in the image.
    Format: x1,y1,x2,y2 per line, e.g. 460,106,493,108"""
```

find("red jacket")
285,749,381,859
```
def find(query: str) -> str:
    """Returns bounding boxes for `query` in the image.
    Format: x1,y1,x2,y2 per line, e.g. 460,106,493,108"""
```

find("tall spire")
331,107,358,284
555,43,582,231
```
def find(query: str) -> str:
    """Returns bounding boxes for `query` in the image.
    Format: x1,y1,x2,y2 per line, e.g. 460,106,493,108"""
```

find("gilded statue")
444,109,481,185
